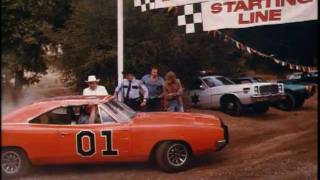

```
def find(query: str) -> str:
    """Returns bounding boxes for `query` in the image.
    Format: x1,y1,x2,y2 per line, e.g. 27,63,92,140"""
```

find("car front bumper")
251,93,286,103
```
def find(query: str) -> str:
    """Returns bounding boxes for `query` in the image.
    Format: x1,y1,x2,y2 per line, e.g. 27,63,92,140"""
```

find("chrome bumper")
251,93,286,103
216,122,229,151
216,140,227,151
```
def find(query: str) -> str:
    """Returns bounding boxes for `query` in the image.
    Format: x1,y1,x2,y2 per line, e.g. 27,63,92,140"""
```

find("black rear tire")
252,103,269,114
155,142,191,172
1,148,30,178
221,97,243,116
276,92,296,111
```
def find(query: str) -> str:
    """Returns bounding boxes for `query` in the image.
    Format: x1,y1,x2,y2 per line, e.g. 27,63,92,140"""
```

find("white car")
184,76,286,116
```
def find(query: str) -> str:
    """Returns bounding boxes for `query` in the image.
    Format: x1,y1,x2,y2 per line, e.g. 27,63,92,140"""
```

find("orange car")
2,95,228,177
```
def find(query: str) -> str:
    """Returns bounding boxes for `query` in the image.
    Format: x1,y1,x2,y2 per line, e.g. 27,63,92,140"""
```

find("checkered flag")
177,3,203,34
134,0,156,12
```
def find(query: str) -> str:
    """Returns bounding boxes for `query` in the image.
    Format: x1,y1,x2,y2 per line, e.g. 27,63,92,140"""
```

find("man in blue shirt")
114,70,148,111
142,66,165,112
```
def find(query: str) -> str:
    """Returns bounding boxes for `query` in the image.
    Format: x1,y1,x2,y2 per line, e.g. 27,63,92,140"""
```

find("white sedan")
184,75,286,116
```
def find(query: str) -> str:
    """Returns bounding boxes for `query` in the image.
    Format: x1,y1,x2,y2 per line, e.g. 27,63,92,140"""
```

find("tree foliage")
1,0,71,94
56,0,248,93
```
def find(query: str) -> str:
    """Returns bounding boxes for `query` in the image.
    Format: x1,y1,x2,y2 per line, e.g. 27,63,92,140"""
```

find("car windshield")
102,99,136,123
253,77,265,82
204,77,234,87
288,73,302,79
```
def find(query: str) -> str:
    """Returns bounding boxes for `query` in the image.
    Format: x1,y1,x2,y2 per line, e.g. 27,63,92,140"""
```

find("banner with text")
201,0,318,31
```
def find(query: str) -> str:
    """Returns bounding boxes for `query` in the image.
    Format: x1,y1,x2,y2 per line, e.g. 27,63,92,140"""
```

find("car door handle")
60,132,71,136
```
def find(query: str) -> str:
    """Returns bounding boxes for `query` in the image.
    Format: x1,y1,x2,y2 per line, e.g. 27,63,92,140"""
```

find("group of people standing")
82,66,184,112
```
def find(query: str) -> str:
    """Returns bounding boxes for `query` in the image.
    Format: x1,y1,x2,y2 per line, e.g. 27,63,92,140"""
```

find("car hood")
284,83,306,90
132,112,221,126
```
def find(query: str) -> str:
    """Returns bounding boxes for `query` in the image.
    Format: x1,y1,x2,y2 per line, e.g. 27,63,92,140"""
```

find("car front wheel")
155,142,191,172
221,97,243,116
276,92,296,111
1,148,30,178
294,97,305,109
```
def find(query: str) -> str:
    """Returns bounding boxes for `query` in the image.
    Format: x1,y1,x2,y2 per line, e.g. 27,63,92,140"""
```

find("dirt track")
9,94,316,180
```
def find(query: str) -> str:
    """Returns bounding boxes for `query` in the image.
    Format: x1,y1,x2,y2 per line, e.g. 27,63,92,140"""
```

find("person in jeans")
163,71,184,112
114,70,148,111
142,66,165,112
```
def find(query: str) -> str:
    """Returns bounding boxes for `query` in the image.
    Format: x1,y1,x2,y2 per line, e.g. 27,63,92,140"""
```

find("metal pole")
117,0,124,85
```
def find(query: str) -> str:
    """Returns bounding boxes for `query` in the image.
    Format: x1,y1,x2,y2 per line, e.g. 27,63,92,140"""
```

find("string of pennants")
207,30,318,73
133,0,318,73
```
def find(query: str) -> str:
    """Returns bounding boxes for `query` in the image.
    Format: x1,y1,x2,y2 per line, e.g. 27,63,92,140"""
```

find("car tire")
294,97,305,109
1,148,30,178
155,141,191,172
276,92,296,111
252,103,269,114
221,97,243,116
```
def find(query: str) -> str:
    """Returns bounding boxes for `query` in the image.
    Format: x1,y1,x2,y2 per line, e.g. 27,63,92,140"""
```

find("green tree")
1,0,71,102
56,0,247,93
54,0,118,93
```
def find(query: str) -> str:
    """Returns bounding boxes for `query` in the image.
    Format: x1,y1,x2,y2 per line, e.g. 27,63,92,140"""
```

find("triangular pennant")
223,36,229,43
274,59,281,64
302,66,307,72
236,42,240,49
257,51,267,57
246,47,252,54
239,43,245,50
289,64,294,69
250,48,257,54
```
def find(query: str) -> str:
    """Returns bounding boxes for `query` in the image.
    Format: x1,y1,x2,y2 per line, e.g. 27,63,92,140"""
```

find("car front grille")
259,85,279,95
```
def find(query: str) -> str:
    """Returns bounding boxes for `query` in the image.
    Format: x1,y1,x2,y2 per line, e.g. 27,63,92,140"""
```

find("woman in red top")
163,71,184,112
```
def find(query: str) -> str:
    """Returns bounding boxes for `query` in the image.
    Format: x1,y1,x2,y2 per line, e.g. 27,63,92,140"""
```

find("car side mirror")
200,85,206,90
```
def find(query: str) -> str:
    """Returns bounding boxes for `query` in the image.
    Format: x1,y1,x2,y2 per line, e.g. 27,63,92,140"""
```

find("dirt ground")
4,72,318,180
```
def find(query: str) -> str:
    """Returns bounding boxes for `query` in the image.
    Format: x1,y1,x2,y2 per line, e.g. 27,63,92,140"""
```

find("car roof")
200,75,223,79
2,95,113,124
35,95,111,103
232,77,254,80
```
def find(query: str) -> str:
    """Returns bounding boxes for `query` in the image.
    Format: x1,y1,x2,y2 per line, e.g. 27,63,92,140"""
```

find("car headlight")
305,85,312,92
278,84,284,93
254,86,259,94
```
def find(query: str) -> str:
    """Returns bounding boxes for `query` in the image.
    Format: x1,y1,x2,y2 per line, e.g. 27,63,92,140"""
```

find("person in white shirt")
82,75,109,96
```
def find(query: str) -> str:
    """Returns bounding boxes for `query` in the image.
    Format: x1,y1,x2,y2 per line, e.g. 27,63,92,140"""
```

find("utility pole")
117,0,124,85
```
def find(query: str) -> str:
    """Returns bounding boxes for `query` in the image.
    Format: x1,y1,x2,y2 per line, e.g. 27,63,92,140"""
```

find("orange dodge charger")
1,95,228,177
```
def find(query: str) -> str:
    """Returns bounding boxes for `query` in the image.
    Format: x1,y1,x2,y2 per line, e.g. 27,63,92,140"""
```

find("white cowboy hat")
85,75,100,83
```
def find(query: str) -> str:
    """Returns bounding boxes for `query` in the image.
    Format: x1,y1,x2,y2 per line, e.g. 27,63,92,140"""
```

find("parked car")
277,79,316,110
286,71,318,84
184,75,285,116
232,77,316,110
1,95,228,177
